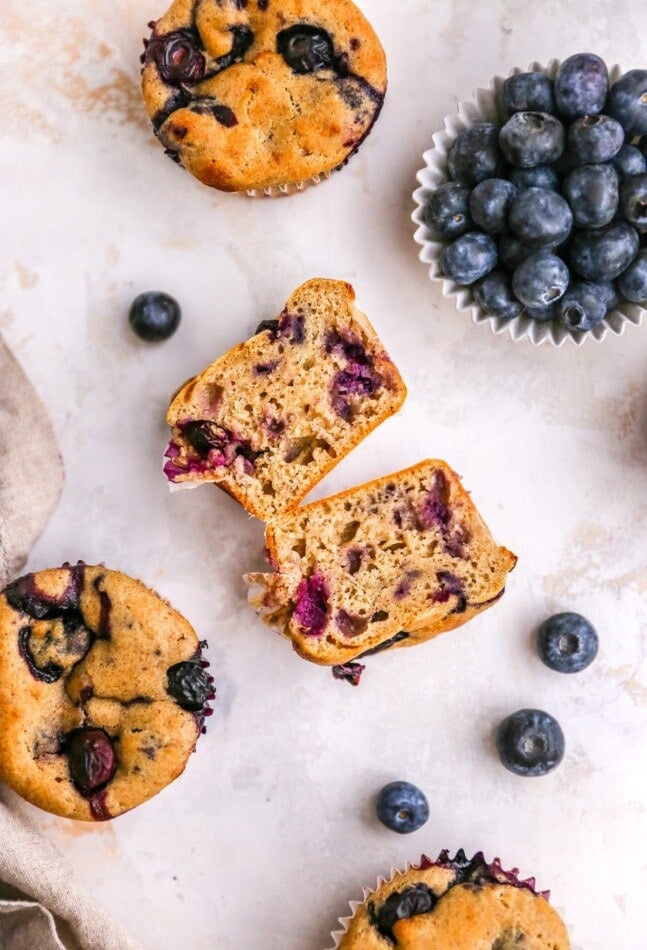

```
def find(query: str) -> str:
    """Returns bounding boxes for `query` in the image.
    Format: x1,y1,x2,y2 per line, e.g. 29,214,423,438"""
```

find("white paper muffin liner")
412,59,646,347
241,170,332,198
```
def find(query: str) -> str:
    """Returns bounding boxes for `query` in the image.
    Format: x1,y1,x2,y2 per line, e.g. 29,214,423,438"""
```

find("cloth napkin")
0,337,139,950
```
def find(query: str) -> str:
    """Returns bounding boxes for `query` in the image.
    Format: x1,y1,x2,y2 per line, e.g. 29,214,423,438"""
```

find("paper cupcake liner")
240,171,332,198
412,59,646,347
327,849,576,948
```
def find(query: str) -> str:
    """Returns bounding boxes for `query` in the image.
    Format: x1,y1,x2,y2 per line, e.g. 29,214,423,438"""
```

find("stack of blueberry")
424,53,647,332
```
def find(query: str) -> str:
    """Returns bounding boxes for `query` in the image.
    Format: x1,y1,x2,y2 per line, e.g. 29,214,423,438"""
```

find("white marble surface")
2,0,647,947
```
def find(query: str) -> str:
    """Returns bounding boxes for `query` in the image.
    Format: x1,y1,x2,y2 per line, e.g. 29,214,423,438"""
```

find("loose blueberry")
469,179,517,234
498,233,534,271
277,25,334,74
129,292,181,342
617,251,647,303
440,232,498,285
424,182,472,239
447,124,503,186
509,165,559,191
537,612,599,673
597,281,620,313
147,30,206,85
568,114,624,164
167,661,212,711
495,709,565,777
556,282,608,331
512,251,570,308
498,112,565,168
376,781,429,834
570,222,640,281
67,728,116,796
554,53,608,119
474,270,523,319
501,72,556,116
509,188,572,247
562,163,619,229
612,144,647,179
607,69,647,136
370,885,437,941
619,174,647,233
524,303,555,321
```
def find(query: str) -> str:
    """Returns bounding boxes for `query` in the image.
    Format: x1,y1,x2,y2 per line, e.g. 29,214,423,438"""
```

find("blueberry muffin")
141,0,387,193
0,563,214,821
246,460,516,665
165,278,406,520
335,850,569,948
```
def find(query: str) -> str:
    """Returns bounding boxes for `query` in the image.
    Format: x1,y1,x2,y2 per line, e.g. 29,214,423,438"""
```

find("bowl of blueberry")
412,54,647,346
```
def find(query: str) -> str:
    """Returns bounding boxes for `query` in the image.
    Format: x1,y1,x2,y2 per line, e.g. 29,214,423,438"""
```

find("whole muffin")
0,563,214,821
140,0,387,193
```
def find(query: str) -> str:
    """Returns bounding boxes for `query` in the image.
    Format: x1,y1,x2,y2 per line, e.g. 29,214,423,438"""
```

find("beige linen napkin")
0,337,139,950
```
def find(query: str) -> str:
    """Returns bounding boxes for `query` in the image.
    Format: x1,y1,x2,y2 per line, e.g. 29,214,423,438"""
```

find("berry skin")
499,233,534,271
537,612,599,673
619,174,647,233
554,53,609,119
512,251,570,308
501,72,556,115
474,270,523,319
569,222,640,281
495,709,565,777
524,303,555,322
509,188,573,248
67,728,116,796
147,30,206,85
129,292,181,342
440,232,498,285
255,319,279,336
617,251,647,303
447,124,503,185
499,112,565,168
607,69,647,135
424,182,473,239
612,144,647,179
597,281,620,312
509,165,559,191
376,781,429,834
276,25,334,73
567,114,625,164
562,163,619,229
469,178,517,234
167,661,213,711
556,282,608,332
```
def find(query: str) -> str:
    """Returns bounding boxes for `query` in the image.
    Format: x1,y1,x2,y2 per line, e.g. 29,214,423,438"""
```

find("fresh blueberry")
619,174,647,233
440,232,498,285
509,188,573,247
424,182,473,239
469,178,517,234
556,282,608,331
474,270,523,319
276,25,334,73
167,661,213,711
612,144,647,179
617,251,647,303
597,281,620,312
537,612,599,673
554,53,608,119
570,222,640,281
129,292,181,342
607,69,647,135
512,251,570,308
524,303,556,321
562,164,619,229
495,709,565,777
499,112,565,168
67,728,116,796
568,114,624,164
550,146,579,178
498,233,534,271
376,781,429,834
447,124,503,185
509,165,559,191
501,72,555,115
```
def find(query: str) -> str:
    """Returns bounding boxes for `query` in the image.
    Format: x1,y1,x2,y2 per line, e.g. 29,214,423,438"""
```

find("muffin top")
141,0,387,192
0,563,214,821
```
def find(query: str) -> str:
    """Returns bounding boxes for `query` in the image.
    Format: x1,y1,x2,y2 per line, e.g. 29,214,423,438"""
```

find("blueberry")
537,612,599,673
612,144,647,179
67,728,116,796
371,885,437,940
499,112,565,168
512,251,570,308
501,72,555,115
524,303,555,321
509,188,573,247
276,25,334,74
568,114,624,164
147,30,206,85
495,709,565,777
617,250,647,303
447,124,503,185
469,178,517,234
509,165,559,191
129,292,181,342
562,164,619,229
167,661,213,711
556,282,608,331
554,53,608,119
607,69,647,135
424,182,472,239
255,319,280,336
440,232,498,285
474,270,523,319
570,222,640,281
376,781,429,834
597,280,620,312
619,174,647,233
498,233,534,271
